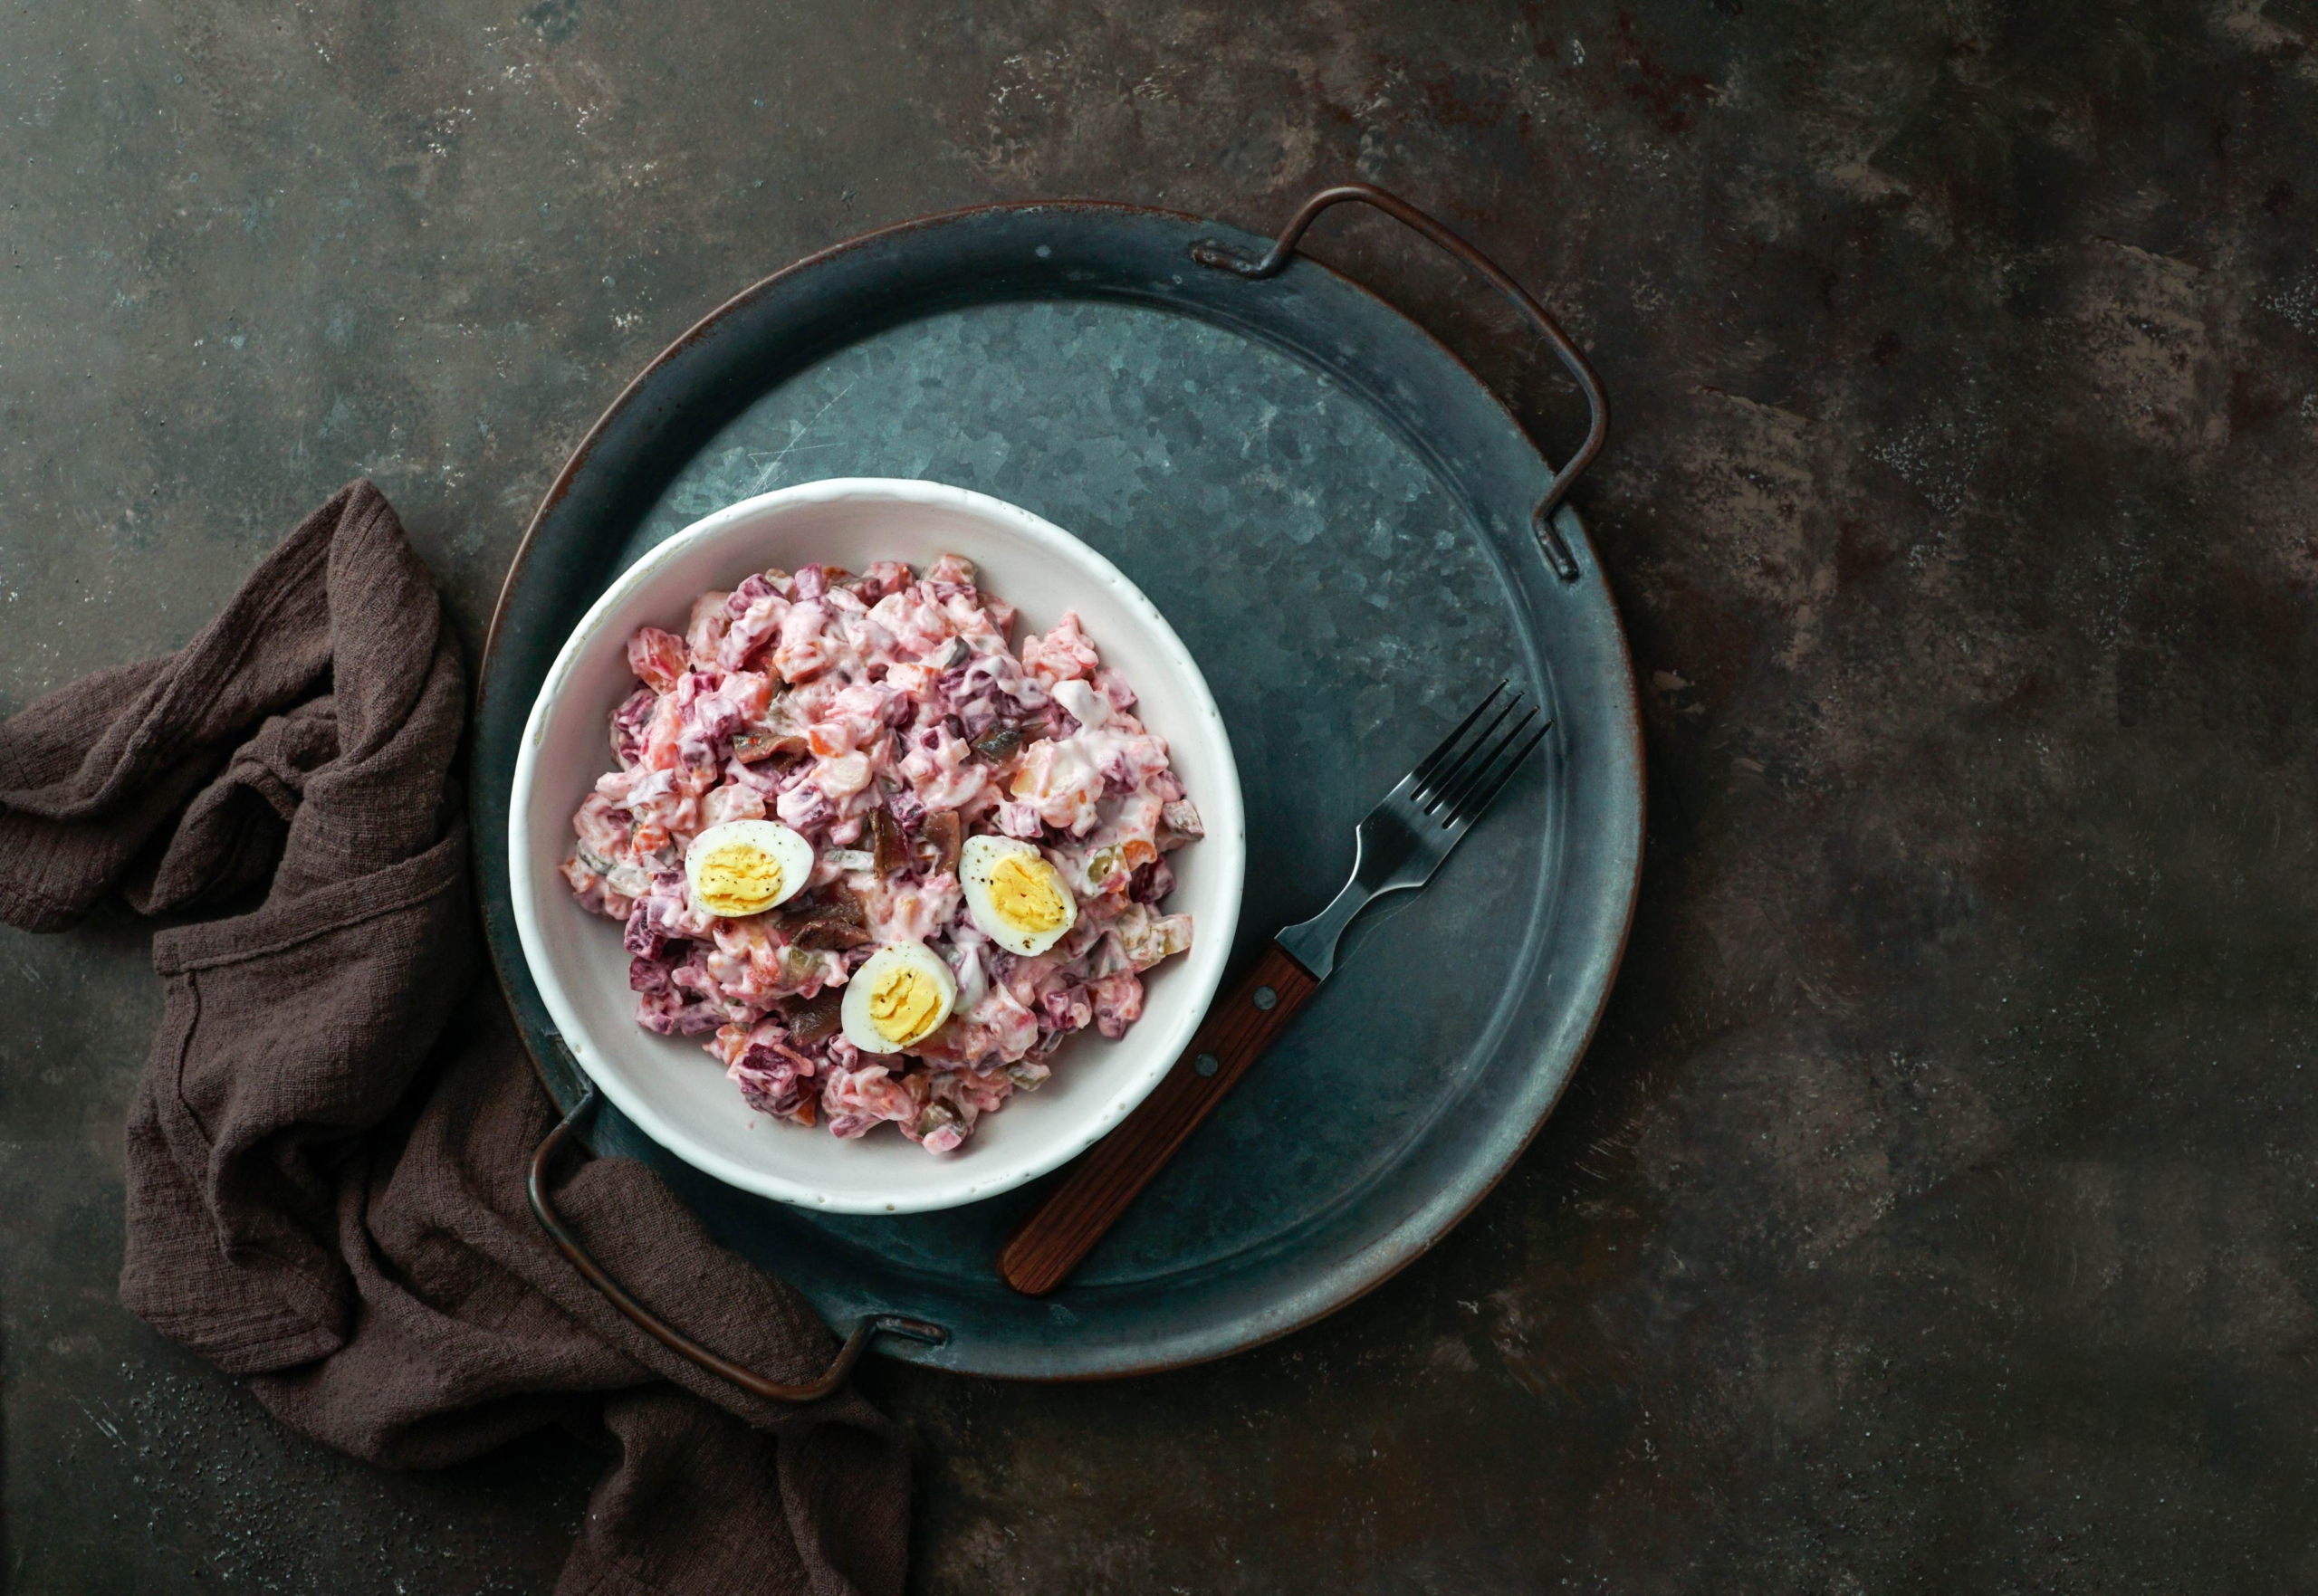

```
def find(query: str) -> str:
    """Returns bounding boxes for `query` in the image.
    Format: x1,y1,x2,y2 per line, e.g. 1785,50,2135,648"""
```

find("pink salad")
561,554,1202,1153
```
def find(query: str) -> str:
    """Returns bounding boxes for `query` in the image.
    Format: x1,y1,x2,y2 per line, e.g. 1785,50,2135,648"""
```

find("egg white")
840,941,959,1055
958,833,1078,957
684,819,815,918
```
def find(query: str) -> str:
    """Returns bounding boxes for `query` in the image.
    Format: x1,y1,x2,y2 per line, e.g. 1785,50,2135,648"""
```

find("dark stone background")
4,1,2315,1590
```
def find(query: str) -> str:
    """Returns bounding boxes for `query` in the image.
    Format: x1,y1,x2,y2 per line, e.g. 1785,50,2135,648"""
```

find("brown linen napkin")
0,482,909,1596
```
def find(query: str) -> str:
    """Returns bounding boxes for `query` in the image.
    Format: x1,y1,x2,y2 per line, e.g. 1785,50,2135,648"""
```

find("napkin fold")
0,482,908,1596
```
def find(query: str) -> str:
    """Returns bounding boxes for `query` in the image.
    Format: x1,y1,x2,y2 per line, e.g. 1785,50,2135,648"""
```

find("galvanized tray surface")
474,201,1642,1379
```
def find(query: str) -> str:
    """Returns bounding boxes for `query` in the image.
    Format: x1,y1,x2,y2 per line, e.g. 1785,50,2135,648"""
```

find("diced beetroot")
569,555,1199,1153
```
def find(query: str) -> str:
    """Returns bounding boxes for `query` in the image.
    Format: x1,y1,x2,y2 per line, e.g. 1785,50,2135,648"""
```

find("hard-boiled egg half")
841,941,957,1054
684,819,815,918
959,834,1078,956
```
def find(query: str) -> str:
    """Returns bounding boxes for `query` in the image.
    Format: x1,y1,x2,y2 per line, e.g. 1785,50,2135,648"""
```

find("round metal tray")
474,191,1643,1380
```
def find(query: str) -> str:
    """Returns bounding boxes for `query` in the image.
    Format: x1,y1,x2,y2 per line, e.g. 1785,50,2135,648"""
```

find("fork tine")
1403,682,1507,795
1443,717,1550,829
1412,691,1523,808
1428,703,1537,817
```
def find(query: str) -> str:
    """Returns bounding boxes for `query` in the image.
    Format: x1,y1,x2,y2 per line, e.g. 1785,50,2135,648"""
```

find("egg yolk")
988,854,1070,933
867,965,945,1046
694,845,784,916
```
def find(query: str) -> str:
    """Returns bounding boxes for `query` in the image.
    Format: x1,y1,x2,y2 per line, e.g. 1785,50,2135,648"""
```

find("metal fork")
998,683,1551,1296
1278,682,1549,980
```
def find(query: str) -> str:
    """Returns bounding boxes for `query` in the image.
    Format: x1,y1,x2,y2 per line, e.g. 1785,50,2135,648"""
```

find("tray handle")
528,1082,948,1401
1190,182,1609,583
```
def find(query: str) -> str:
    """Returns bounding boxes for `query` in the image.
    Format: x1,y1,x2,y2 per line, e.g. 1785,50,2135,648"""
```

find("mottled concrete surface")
5,0,2317,1590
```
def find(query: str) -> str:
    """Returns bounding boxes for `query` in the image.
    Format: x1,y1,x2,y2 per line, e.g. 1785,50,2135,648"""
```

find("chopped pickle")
970,726,1024,763
786,990,842,1045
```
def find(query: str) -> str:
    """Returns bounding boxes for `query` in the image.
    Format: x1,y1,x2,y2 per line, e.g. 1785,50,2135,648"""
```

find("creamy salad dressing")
561,555,1200,1153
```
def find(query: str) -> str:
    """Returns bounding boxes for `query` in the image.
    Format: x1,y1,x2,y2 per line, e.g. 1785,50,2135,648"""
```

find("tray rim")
475,196,1643,1379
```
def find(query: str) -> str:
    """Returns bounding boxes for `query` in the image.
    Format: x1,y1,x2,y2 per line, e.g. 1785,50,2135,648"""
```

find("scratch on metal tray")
79,1400,124,1447
753,379,859,490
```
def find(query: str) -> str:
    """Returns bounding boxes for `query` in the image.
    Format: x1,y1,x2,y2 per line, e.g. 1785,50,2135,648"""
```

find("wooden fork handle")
998,941,1321,1296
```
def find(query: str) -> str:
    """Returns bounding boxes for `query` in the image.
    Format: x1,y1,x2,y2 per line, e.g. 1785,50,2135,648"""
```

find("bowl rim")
506,475,1248,1213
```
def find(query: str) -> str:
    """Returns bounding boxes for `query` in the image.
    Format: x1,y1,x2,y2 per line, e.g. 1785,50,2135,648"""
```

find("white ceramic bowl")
508,479,1246,1214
